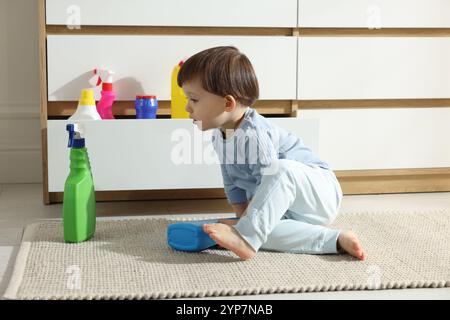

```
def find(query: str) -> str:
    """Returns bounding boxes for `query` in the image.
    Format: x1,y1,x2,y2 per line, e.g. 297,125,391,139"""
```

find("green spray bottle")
63,123,96,243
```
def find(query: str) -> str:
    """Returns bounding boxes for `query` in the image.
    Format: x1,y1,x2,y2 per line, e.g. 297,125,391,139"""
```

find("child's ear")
224,95,237,111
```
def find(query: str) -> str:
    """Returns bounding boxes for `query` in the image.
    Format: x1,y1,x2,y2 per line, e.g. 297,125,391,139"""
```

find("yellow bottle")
171,61,189,118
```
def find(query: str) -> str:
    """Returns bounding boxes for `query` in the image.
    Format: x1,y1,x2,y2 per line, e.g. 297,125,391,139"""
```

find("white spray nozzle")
70,123,84,136
93,68,115,85
67,123,85,147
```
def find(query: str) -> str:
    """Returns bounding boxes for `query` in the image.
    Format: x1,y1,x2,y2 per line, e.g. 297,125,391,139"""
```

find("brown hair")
177,46,259,106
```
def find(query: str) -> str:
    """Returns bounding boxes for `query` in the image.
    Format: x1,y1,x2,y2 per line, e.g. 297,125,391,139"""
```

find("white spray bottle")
69,88,101,121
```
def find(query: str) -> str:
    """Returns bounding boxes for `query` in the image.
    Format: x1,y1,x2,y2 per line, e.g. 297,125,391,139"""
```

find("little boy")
178,46,365,261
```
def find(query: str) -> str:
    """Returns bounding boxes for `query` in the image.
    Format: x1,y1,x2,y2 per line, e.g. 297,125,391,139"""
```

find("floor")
0,183,449,300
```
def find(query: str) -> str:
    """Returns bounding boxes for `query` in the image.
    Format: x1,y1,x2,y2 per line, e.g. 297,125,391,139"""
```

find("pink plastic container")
97,85,116,119
94,69,116,119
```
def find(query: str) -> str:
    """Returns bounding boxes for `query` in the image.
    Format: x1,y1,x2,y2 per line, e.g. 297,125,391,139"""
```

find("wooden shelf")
47,25,293,36
49,188,227,203
298,99,450,109
336,168,450,195
298,27,450,37
47,98,450,119
47,100,295,118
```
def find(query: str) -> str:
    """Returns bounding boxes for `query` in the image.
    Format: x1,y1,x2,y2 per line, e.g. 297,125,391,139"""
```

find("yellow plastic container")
171,61,189,118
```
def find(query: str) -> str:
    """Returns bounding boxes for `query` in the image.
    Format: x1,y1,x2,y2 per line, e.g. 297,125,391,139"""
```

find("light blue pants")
234,159,343,254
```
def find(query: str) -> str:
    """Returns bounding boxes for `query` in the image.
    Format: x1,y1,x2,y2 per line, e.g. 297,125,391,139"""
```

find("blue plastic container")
167,218,240,252
167,219,218,252
135,95,144,119
143,95,158,119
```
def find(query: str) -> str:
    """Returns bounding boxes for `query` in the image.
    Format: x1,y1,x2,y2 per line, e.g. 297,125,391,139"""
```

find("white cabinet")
47,118,319,192
47,35,298,101
40,1,450,200
46,0,298,27
298,37,450,100
298,0,450,28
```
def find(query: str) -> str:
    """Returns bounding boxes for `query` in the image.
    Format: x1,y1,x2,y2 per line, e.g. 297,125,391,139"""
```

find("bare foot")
203,223,256,260
337,230,366,261
218,218,239,226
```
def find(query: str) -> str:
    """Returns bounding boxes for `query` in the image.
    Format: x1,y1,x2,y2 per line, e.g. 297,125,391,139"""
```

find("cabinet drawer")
300,107,450,170
47,35,297,101
299,0,450,27
47,118,319,192
46,0,297,28
298,37,450,100
48,119,222,192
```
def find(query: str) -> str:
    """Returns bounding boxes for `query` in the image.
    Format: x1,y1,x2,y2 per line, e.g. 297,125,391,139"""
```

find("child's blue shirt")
212,107,331,204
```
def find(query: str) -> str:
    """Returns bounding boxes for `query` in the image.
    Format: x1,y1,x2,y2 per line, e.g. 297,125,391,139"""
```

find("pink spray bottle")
93,69,116,119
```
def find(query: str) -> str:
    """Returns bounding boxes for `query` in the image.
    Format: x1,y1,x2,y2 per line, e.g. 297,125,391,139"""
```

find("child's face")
182,78,231,131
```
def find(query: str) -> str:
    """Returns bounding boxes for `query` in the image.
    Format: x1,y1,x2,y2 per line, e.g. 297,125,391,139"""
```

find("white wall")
0,0,42,183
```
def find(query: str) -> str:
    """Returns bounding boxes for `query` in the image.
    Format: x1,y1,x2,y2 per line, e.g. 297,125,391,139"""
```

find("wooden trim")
47,100,293,118
298,99,450,110
39,0,49,205
292,28,299,117
290,100,298,117
46,26,450,37
297,28,450,37
47,168,450,203
337,167,450,177
336,168,450,195
49,188,226,203
46,25,293,36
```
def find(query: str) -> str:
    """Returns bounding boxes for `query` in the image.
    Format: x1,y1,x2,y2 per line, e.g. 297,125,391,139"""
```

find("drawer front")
47,118,319,192
48,119,223,192
46,0,297,27
300,108,450,171
299,0,450,27
47,35,297,101
298,37,450,100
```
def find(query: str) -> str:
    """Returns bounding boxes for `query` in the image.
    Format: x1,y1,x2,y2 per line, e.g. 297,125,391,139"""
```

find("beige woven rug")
4,209,450,300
